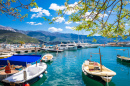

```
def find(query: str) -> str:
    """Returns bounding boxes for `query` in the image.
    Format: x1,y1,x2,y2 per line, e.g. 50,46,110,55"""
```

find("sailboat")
82,48,116,83
115,49,130,62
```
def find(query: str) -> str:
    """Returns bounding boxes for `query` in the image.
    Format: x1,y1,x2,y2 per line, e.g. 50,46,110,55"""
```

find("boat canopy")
0,55,41,66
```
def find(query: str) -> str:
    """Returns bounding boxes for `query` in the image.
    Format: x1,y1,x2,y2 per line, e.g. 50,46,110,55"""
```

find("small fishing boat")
0,54,12,59
2,62,47,86
41,54,53,62
115,49,130,62
82,48,116,83
117,55,130,62
0,52,17,59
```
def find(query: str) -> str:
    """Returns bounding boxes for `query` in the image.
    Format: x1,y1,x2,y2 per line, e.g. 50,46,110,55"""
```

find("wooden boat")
117,55,130,62
115,49,130,62
2,62,47,86
0,65,23,81
0,69,19,81
82,48,116,83
41,54,53,62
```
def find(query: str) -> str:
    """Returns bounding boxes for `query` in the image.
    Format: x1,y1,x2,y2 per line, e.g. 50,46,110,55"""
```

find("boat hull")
77,45,82,49
68,46,77,50
117,57,130,62
82,67,112,83
2,70,46,86
41,59,52,63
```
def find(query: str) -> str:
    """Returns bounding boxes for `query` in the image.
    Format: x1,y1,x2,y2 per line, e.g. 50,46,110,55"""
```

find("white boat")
2,62,47,86
58,44,68,50
85,44,99,48
82,48,116,83
67,42,77,50
0,52,17,59
41,54,53,62
0,55,12,59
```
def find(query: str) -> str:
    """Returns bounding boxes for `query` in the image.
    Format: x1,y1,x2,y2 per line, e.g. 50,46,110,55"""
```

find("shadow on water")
45,61,53,65
82,72,115,86
31,74,47,86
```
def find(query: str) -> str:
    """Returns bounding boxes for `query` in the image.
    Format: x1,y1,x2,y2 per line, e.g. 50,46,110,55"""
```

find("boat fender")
45,71,47,74
39,74,43,78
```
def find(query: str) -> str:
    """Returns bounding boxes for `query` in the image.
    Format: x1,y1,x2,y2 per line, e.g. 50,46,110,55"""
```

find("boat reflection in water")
82,72,115,86
117,58,130,68
31,75,47,86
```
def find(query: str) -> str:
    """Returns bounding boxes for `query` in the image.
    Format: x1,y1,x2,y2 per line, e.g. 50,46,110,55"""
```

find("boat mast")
78,31,79,43
128,49,129,58
99,48,102,72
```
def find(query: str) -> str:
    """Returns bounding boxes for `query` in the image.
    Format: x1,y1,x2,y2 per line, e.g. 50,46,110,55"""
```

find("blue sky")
0,0,129,35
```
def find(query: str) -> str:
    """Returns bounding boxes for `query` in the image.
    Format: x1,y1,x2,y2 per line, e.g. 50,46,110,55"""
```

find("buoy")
39,74,43,78
24,83,30,86
45,71,47,74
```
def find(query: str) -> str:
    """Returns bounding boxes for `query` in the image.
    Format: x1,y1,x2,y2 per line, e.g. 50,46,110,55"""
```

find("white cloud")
48,27,63,32
30,7,43,12
65,26,73,30
49,3,65,10
30,7,50,19
76,22,82,24
49,2,78,15
65,21,72,24
52,17,65,23
64,2,78,15
26,22,42,25
65,10,77,15
125,24,129,26
84,12,108,21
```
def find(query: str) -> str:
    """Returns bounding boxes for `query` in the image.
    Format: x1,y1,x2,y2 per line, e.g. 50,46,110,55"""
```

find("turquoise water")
1,46,130,86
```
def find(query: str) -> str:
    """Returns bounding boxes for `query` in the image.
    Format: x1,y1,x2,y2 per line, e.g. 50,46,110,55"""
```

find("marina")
0,46,130,86
1,0,130,85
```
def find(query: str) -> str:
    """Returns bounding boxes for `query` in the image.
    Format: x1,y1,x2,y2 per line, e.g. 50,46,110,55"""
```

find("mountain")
0,25,16,32
0,25,130,44
0,30,39,44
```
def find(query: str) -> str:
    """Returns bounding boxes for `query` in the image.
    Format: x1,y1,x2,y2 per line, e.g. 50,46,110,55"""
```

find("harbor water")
1,46,130,86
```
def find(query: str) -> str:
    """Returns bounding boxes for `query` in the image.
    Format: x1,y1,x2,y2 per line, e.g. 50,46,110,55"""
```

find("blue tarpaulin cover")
0,55,41,66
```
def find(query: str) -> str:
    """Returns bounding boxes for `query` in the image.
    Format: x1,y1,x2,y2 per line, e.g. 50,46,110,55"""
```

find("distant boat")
0,55,12,59
82,48,116,83
0,52,17,59
58,43,68,50
115,49,130,62
41,45,64,52
41,54,53,62
67,42,77,50
85,44,99,48
2,62,47,86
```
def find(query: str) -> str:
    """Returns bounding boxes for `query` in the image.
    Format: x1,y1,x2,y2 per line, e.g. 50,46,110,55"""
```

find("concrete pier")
0,47,41,53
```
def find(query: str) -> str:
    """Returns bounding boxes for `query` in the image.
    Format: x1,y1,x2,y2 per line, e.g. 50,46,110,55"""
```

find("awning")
0,55,41,66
